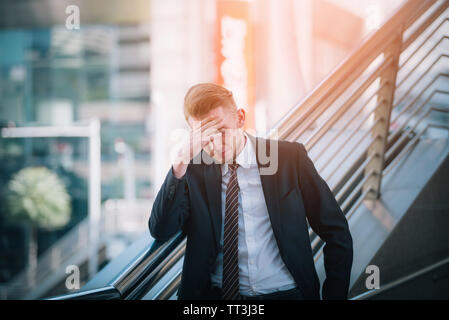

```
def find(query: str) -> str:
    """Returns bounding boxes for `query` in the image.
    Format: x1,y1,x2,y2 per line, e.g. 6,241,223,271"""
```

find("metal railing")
46,231,185,300
50,0,449,300
269,0,449,259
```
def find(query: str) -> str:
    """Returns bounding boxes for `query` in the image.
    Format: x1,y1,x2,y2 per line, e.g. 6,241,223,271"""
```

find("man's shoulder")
250,136,307,172
254,135,304,154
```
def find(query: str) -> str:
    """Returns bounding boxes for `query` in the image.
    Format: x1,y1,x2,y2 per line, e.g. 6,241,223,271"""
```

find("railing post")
363,34,402,200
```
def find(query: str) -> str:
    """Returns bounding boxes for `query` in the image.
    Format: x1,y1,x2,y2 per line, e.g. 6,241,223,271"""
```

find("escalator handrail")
47,286,121,300
47,231,185,300
111,231,185,295
122,236,187,300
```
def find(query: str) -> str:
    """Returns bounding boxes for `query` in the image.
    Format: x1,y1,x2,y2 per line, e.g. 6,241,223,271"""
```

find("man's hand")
173,116,223,179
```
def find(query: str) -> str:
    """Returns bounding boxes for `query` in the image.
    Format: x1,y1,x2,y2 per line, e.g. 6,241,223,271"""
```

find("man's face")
187,105,245,163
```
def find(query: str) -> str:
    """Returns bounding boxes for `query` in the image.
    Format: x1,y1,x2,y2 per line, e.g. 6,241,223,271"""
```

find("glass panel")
0,24,151,299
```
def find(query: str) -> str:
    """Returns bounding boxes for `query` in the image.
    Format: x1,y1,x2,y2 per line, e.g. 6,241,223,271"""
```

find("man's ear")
236,108,246,129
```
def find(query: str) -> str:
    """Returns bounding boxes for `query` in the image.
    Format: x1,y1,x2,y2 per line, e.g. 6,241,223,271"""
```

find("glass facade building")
0,25,151,286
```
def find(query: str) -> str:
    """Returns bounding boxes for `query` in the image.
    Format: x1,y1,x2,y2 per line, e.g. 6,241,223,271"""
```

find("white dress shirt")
210,132,297,296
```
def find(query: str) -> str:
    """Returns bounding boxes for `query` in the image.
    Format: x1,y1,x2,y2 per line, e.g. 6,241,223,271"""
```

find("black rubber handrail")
47,286,121,300
47,231,185,300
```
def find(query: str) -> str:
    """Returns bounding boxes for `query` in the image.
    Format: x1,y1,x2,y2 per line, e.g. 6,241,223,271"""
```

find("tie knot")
229,163,239,173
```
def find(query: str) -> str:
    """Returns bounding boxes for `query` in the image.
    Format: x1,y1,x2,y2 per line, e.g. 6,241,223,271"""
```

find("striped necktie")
222,163,240,300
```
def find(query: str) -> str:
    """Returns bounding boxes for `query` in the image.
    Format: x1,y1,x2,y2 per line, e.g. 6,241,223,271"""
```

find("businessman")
149,83,353,300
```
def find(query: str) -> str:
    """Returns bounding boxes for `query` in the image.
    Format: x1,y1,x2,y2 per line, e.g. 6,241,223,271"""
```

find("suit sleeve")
149,166,190,242
296,142,353,300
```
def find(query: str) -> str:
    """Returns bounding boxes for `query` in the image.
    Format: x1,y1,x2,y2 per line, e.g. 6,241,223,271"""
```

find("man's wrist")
172,162,188,179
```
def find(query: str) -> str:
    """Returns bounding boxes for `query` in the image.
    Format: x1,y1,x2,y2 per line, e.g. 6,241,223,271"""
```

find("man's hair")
183,83,237,119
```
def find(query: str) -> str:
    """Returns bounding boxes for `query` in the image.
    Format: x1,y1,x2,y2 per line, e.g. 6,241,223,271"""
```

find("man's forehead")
189,107,229,123
202,106,228,119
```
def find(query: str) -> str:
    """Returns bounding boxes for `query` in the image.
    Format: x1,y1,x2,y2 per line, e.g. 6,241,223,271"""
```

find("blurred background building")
3,0,448,300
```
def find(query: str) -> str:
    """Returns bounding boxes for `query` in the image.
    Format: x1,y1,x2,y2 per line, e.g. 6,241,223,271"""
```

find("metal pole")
124,145,136,201
88,118,101,278
363,33,403,200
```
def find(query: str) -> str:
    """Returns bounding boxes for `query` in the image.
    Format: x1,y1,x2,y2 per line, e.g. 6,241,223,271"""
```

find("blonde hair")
183,83,237,119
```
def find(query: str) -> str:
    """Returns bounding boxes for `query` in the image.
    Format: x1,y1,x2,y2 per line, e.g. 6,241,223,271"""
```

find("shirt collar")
222,131,257,175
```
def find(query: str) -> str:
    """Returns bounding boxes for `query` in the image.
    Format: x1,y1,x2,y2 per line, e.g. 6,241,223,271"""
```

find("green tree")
6,167,71,286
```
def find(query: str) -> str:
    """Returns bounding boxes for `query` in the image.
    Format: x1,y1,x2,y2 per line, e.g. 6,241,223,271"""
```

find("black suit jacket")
149,135,353,300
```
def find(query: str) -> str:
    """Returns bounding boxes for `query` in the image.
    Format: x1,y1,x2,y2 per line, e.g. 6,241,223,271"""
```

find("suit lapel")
202,151,223,253
249,135,282,238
